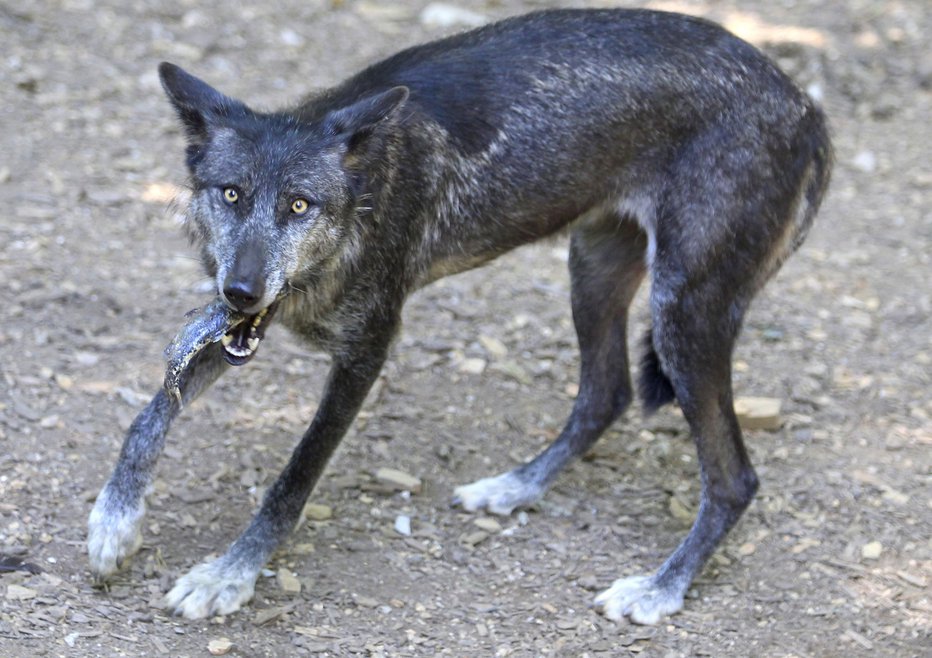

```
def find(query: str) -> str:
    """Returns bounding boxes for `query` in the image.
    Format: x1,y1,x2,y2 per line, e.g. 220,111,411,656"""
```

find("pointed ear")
158,62,247,143
323,86,409,150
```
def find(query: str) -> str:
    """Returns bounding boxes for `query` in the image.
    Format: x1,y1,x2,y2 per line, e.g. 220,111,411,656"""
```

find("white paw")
87,486,145,579
164,558,258,619
593,575,685,625
453,471,543,516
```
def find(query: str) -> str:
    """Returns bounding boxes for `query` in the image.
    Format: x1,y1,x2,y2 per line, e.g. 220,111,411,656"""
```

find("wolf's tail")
638,327,676,414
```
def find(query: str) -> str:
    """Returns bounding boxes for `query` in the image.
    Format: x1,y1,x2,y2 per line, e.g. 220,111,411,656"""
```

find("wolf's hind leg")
455,216,647,514
88,345,227,579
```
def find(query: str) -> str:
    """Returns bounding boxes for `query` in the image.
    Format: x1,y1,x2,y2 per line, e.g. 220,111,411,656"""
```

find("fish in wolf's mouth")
163,296,283,403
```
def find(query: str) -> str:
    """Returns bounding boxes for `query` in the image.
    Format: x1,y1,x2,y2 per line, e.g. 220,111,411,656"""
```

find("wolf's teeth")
225,345,251,357
221,333,233,347
247,337,259,352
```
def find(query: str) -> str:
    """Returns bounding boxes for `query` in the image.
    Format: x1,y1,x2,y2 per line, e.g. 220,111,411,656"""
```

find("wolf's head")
158,63,408,323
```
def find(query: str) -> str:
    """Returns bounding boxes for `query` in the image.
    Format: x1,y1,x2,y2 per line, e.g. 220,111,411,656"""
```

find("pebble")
861,541,883,560
851,150,877,173
458,357,487,375
734,397,782,430
5,584,37,601
738,542,757,556
479,335,508,358
375,467,422,493
208,638,233,655
462,530,489,547
394,514,412,536
420,3,488,29
668,496,693,522
304,503,333,521
277,569,302,593
473,517,502,533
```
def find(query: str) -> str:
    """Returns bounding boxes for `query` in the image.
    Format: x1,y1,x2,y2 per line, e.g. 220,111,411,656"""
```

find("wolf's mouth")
220,301,280,366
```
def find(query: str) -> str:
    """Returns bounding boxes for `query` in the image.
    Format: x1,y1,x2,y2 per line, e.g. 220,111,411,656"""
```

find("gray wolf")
87,8,832,624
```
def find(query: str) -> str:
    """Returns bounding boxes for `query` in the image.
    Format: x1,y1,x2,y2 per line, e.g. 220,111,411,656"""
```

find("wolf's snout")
223,239,268,312
223,276,265,312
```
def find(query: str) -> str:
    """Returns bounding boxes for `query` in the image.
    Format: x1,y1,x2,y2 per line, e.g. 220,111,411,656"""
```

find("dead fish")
163,297,245,404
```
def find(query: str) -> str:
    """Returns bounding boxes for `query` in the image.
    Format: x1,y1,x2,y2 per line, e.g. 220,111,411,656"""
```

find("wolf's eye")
291,198,312,215
222,187,239,205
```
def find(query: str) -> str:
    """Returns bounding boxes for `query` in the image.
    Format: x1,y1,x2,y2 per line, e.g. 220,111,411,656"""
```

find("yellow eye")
291,198,311,215
222,187,239,204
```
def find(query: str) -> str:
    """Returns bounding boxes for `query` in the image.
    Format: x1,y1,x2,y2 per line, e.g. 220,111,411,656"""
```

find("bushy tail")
638,327,676,413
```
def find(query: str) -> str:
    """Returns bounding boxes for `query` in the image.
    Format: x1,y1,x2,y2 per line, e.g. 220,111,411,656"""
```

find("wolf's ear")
158,62,247,143
323,86,409,152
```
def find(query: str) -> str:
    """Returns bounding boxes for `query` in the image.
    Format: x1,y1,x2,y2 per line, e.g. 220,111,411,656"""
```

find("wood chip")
895,570,927,588
843,629,873,650
734,397,782,430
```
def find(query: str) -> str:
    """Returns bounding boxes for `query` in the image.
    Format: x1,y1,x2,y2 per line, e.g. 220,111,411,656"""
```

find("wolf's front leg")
165,328,394,619
88,346,228,579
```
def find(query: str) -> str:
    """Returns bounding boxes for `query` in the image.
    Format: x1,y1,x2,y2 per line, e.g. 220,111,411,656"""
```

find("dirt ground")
1,0,929,656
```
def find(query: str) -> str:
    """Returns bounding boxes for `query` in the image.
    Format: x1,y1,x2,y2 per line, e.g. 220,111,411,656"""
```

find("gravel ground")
1,0,929,656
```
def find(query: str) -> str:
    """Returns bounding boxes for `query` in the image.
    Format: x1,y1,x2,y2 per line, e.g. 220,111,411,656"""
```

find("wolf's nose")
223,279,264,312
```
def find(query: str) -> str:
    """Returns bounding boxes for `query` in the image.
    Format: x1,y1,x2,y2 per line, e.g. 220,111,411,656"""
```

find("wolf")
87,8,831,624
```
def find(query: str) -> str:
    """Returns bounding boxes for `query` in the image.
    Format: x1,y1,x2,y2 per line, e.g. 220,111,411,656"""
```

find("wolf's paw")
593,575,685,625
87,486,145,580
164,558,258,619
453,471,543,516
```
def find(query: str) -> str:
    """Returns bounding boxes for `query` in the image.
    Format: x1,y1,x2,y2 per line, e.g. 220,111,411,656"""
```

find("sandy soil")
0,0,929,656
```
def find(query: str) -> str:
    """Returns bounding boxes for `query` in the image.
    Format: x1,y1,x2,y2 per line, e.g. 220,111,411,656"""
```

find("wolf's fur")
88,8,831,623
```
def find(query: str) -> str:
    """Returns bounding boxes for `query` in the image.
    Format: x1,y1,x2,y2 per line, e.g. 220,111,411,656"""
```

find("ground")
0,0,929,656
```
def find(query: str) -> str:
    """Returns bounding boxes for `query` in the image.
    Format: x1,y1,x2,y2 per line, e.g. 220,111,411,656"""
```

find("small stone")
462,530,489,547
473,517,502,533
851,151,876,173
861,541,883,560
280,29,305,47
375,467,422,493
74,351,99,366
394,514,412,536
303,503,333,521
478,335,508,358
738,542,756,556
208,638,233,655
420,3,488,29
277,568,302,593
458,357,487,375
355,595,379,608
5,584,37,601
734,397,782,431
39,415,59,429
668,496,693,522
